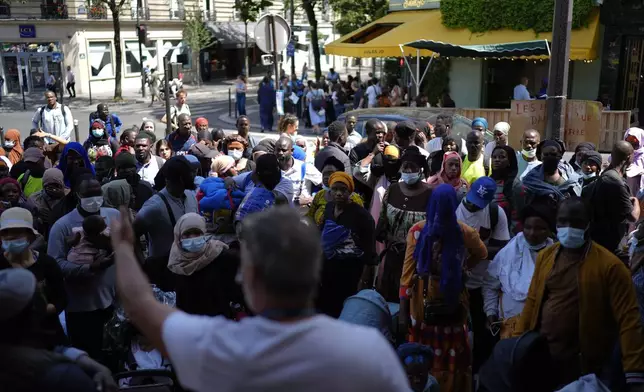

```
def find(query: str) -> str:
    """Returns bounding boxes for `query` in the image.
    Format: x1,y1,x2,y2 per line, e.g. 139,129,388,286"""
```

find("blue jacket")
89,112,122,137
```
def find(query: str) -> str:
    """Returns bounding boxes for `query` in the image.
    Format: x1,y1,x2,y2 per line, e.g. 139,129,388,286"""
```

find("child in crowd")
397,343,439,392
67,215,112,264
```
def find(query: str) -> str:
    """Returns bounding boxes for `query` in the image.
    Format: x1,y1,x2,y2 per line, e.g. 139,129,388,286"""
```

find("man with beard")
115,152,155,211
274,136,322,207
48,175,121,362
584,141,640,255
350,119,386,206
135,156,198,259
135,133,165,186
89,103,122,138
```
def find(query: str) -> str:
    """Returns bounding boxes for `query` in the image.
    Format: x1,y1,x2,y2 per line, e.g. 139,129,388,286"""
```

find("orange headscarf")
4,129,23,165
427,151,469,190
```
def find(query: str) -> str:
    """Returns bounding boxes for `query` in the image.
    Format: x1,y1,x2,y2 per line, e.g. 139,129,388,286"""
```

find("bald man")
274,136,322,206
165,113,197,154
585,140,639,254
517,129,541,180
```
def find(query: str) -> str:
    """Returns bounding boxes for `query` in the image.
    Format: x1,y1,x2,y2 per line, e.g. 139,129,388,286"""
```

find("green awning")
403,39,550,58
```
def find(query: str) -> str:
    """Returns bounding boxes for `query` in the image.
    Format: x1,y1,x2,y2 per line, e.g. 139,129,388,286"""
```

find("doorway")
1,52,55,94
619,36,644,118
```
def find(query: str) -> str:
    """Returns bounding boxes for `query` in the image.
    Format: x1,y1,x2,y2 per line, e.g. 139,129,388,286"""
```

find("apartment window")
125,40,157,74
89,41,113,78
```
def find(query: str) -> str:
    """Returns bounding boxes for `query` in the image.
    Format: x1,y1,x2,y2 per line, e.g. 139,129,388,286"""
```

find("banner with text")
508,100,547,150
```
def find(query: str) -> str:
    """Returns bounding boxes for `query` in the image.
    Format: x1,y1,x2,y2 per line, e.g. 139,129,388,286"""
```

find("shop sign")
389,0,440,12
19,25,36,39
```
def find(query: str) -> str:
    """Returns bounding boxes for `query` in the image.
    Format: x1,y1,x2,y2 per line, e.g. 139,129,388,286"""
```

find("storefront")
1,42,63,94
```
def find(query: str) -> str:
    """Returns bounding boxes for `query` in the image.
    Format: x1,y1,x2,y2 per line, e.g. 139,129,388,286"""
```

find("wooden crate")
457,108,511,125
599,111,632,152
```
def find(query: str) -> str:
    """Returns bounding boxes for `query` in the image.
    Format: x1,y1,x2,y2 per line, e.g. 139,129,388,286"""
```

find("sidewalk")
0,76,263,113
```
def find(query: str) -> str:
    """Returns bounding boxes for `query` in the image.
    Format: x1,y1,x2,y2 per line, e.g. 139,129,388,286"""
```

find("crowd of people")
5,84,644,392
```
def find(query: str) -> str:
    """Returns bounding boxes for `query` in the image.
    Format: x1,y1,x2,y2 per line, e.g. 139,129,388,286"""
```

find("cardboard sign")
508,100,547,150
564,100,602,152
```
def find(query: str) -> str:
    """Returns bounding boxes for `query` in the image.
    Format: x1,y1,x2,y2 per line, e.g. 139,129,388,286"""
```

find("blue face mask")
557,227,587,249
181,235,209,253
322,184,330,192
2,238,30,254
400,172,421,185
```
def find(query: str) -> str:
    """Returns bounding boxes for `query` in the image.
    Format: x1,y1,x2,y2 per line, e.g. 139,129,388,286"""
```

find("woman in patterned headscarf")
3,129,23,165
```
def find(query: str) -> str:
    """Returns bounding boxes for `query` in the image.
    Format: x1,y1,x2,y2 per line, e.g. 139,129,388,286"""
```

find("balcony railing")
0,3,10,18
41,3,68,19
87,4,108,19
169,8,185,20
130,6,150,20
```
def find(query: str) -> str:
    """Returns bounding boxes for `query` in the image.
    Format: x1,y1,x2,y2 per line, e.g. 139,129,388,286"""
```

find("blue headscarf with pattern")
413,184,464,305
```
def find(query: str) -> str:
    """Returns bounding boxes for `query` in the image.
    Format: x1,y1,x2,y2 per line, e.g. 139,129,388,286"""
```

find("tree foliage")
329,0,388,36
234,0,273,75
183,7,214,86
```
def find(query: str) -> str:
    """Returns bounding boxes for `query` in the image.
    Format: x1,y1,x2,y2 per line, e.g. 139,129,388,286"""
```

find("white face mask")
400,172,421,185
3,141,15,149
522,148,536,159
228,150,243,161
582,172,597,179
80,196,103,213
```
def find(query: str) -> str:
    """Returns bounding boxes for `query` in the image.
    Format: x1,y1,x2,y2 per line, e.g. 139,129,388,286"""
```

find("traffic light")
137,25,149,45
399,58,404,67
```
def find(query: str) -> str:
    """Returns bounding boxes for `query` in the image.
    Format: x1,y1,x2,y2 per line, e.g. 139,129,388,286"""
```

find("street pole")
137,0,146,99
545,0,572,141
164,55,172,136
270,15,279,89
290,0,295,77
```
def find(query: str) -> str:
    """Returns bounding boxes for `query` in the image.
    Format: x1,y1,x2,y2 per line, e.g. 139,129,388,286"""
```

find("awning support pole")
416,49,420,96
545,39,551,56
418,54,434,88
399,44,417,91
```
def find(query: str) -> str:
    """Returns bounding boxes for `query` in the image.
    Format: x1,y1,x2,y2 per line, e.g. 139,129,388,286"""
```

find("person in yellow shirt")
462,130,486,184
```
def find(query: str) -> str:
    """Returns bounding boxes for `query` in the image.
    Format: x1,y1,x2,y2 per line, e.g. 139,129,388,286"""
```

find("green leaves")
440,0,594,34
182,6,214,50
329,0,388,36
234,0,274,23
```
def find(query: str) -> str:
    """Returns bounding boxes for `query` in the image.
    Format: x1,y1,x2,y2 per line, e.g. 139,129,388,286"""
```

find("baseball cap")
189,143,219,159
465,176,496,209
23,147,45,163
0,269,37,321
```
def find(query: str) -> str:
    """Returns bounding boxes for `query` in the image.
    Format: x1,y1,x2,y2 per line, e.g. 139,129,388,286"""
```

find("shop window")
125,40,157,74
89,41,113,78
161,40,191,70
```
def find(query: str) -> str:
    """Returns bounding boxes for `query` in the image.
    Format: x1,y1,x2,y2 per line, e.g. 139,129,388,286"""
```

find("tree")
88,0,128,100
301,0,322,82
329,0,388,36
183,7,214,87
234,0,273,76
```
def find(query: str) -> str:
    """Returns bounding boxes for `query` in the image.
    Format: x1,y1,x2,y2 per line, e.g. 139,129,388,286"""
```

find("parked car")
336,107,491,142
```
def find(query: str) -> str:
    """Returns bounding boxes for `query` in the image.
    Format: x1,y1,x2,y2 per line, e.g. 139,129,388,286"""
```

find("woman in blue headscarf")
57,142,95,187
399,184,487,392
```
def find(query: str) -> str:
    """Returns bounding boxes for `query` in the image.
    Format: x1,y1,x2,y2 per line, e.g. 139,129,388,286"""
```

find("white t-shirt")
365,85,378,107
162,312,410,392
456,201,510,289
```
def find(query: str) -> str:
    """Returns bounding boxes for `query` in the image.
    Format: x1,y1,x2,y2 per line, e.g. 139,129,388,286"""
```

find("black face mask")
383,160,402,181
542,156,560,174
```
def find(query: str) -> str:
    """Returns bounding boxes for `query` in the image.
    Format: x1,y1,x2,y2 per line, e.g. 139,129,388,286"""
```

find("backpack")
40,104,68,129
311,90,325,111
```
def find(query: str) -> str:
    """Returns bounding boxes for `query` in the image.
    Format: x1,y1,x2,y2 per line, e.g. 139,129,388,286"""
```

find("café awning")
325,8,600,60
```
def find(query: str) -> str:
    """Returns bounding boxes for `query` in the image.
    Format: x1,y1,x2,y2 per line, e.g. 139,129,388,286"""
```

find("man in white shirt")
31,90,74,143
66,65,76,98
275,136,322,206
163,89,191,130
426,114,468,155
110,206,410,392
455,176,510,373
345,115,362,149
513,76,533,100
134,132,165,186
517,129,541,180
365,80,378,108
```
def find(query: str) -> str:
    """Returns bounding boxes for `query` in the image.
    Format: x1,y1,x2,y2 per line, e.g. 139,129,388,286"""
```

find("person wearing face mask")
83,119,119,164
275,136,322,208
0,207,68,348
47,175,120,362
516,129,541,180
223,135,254,174
584,141,640,256
167,213,242,317
375,147,432,302
568,142,596,174
29,168,68,238
428,151,469,201
3,129,24,166
307,156,364,227
135,156,198,265
579,150,602,186
483,202,554,340
515,198,644,390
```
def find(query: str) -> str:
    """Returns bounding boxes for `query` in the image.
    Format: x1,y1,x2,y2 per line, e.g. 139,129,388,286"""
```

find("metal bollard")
73,119,79,142
228,88,232,118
